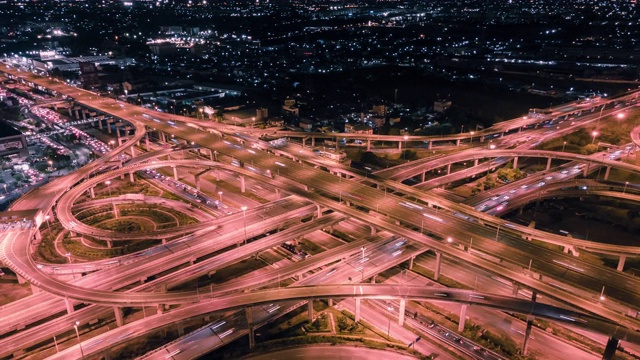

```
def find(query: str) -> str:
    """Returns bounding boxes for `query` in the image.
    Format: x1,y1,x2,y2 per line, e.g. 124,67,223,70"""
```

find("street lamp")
105,180,111,197
446,237,453,243
469,131,475,146
361,246,366,281
3,184,6,194
109,140,115,149
623,181,629,194
240,206,248,246
591,131,598,144
218,191,223,202
599,286,606,301
45,215,51,230
47,160,53,171
73,321,85,359
562,141,567,152
65,252,72,264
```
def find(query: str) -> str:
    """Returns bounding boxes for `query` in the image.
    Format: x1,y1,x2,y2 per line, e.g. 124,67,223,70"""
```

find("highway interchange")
1,64,640,359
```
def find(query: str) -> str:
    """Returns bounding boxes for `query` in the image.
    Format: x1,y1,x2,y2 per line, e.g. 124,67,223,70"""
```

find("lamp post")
495,225,500,241
3,184,7,194
47,160,53,171
402,135,408,160
361,246,366,281
109,140,115,149
469,131,475,146
73,322,85,359
105,180,111,197
596,104,605,127
591,131,598,144
562,141,567,152
241,206,247,246
447,237,453,243
45,215,51,230
218,191,223,202
387,306,393,336
65,252,72,264
599,286,606,301
623,181,629,194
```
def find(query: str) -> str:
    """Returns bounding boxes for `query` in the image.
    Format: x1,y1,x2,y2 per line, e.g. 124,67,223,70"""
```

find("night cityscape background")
0,1,639,360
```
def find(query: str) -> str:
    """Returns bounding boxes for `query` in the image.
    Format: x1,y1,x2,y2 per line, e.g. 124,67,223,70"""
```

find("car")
545,176,553,180
477,204,487,211
502,195,510,200
509,189,517,194
428,323,436,328
520,185,528,189
561,170,569,174
491,196,500,201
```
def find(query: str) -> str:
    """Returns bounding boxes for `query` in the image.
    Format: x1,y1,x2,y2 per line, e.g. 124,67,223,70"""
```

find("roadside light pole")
591,131,598,144
73,322,85,359
470,131,475,146
562,141,567,152
218,191,223,203
599,286,606,301
241,206,248,246
361,246,366,281
105,180,111,197
624,181,629,194
45,215,51,230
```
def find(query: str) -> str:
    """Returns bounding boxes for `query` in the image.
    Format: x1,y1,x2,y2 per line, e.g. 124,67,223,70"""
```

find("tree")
337,316,349,332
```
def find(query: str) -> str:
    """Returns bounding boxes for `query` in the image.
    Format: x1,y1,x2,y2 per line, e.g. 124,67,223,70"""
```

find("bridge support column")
65,298,74,315
328,299,333,307
16,274,26,284
522,316,535,356
156,305,164,315
428,141,432,149
239,175,246,193
617,255,626,271
308,299,313,321
107,240,113,248
474,159,479,166
129,172,134,183
107,119,113,134
456,139,461,147
398,141,402,151
546,157,552,171
604,166,611,180
366,140,371,151
421,172,426,183
512,282,519,297
30,283,41,294
89,187,95,198
311,136,315,147
195,175,201,192
434,252,442,281
302,137,306,147
113,203,118,219
409,255,415,270
583,164,589,177
602,337,619,360
446,163,451,175
172,166,178,181
177,323,184,336
316,204,322,218
371,274,377,284
398,298,406,326
245,307,255,349
114,307,124,327
130,145,135,158
355,298,361,322
458,304,468,332
513,156,518,169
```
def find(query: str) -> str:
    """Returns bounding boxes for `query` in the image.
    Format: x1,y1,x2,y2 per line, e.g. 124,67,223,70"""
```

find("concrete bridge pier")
89,187,95,198
172,166,179,181
129,172,135,183
398,141,402,151
421,172,426,182
114,307,124,327
245,307,255,349
316,204,322,218
65,298,75,315
409,255,415,270
371,274,377,283
602,337,619,360
546,157,552,171
512,282,519,297
98,117,103,130
239,175,246,193
522,315,535,356
366,139,371,151
434,252,442,280
355,298,361,322
513,156,518,169
456,139,461,147
311,136,315,147
156,305,164,315
106,119,114,134
446,163,452,175
398,298,406,325
107,240,113,248
604,166,611,180
617,255,626,271
474,159,479,166
130,145,135,158
30,283,40,294
458,304,468,332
